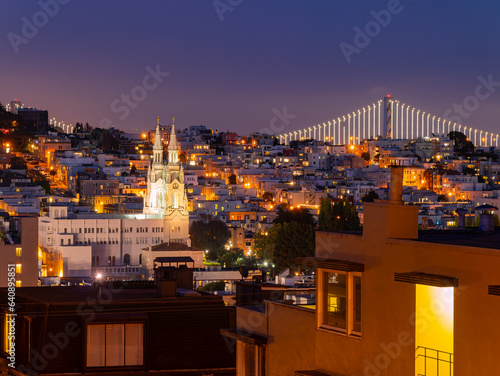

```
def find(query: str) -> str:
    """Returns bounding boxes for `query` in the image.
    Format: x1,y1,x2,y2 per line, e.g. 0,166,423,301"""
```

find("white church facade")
38,117,191,279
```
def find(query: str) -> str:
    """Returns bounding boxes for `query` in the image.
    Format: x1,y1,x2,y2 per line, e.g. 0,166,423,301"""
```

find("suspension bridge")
278,96,498,147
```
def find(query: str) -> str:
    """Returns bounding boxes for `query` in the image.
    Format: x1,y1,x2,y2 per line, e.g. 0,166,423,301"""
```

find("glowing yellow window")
15,247,22,257
15,281,22,287
15,264,22,274
415,285,454,376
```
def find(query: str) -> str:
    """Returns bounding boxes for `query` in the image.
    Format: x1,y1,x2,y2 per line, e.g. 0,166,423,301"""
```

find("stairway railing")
416,346,453,376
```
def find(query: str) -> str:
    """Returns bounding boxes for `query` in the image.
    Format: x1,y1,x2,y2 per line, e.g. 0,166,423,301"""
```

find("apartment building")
39,205,189,278
0,217,39,287
228,167,500,375
1,263,236,375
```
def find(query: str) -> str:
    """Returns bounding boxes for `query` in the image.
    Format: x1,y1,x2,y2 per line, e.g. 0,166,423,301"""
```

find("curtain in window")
87,323,143,367
125,323,144,366
105,324,124,366
87,324,105,367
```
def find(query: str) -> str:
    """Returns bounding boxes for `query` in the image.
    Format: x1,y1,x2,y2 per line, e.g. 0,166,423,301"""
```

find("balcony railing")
416,346,453,376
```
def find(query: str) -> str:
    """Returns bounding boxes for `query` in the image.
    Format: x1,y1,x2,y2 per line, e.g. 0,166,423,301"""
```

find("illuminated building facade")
38,117,190,279
228,167,500,376
0,216,38,287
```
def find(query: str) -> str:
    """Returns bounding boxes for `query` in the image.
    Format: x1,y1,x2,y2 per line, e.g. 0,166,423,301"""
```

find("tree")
0,104,22,130
189,220,231,261
219,248,245,268
10,157,27,170
361,190,379,203
274,206,315,227
437,194,448,202
130,165,137,175
198,281,225,292
90,128,120,152
253,230,277,262
318,198,361,232
462,167,476,176
262,191,273,201
27,169,50,194
318,199,334,231
228,173,237,185
449,131,474,157
254,207,316,271
84,122,93,133
361,152,371,162
0,107,32,152
272,221,315,272
74,122,83,133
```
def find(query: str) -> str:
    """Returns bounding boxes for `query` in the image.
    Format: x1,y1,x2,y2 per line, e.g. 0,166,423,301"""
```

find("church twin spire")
168,115,179,164
153,116,163,165
152,115,179,165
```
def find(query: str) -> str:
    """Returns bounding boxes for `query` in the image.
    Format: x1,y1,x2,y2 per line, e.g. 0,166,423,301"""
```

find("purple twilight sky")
1,0,500,135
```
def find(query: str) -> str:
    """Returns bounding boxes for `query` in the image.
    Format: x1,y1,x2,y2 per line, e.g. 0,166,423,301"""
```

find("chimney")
155,267,177,298
154,257,195,297
363,166,418,241
479,213,495,232
389,166,404,204
456,208,468,229
474,204,498,232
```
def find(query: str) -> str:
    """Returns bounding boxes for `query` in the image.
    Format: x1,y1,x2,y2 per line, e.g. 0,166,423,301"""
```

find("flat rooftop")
1,285,220,304
418,229,500,250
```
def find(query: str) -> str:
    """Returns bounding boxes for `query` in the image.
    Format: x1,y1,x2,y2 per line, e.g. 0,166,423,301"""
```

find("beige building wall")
311,201,500,375
231,198,500,375
237,302,316,376
0,217,39,287
265,302,316,375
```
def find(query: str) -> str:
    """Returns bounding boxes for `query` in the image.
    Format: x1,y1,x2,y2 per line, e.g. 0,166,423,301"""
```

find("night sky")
2,0,500,135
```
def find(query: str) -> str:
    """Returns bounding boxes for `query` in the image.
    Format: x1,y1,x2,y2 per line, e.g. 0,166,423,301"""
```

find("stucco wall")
311,201,500,375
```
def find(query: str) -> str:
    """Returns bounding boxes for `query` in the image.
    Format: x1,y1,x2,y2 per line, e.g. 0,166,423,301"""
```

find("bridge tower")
383,96,394,139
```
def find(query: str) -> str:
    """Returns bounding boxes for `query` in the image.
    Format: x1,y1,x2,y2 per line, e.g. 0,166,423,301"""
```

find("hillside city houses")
1,99,500,375
1,100,500,285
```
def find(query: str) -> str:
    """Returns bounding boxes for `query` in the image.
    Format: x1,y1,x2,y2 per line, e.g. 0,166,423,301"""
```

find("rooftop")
2,285,220,305
417,229,500,250
150,242,204,253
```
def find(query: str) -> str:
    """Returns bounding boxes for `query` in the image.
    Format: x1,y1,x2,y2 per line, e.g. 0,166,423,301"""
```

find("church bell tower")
143,117,165,215
164,116,189,244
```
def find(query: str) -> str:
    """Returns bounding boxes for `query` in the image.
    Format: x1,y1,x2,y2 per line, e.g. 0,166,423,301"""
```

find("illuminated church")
143,116,190,244
38,116,192,279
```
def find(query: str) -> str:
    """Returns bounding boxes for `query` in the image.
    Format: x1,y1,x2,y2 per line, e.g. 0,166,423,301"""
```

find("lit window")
15,264,22,274
15,281,21,288
86,323,143,367
15,247,22,257
320,270,362,336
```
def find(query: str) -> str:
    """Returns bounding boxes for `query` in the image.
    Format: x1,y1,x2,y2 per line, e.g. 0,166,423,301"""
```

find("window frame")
84,321,146,371
318,268,362,338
